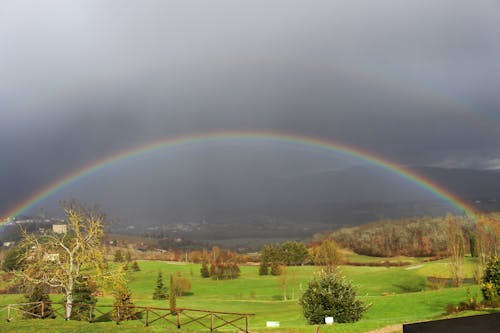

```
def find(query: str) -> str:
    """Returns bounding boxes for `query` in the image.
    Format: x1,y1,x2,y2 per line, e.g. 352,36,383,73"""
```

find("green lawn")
0,259,497,333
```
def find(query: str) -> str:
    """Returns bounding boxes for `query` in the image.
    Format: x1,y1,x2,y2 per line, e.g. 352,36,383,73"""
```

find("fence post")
88,305,93,322
246,314,249,333
7,304,11,322
41,301,45,318
145,307,149,326
210,312,214,332
177,310,181,329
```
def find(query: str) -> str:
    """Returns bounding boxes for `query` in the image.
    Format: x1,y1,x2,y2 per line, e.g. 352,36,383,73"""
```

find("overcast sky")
1,1,499,220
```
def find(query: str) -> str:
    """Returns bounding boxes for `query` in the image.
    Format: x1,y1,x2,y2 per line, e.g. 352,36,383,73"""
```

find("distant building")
52,224,67,234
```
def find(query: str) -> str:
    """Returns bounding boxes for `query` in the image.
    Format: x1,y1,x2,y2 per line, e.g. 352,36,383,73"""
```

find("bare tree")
312,238,344,273
277,265,288,301
19,201,107,319
444,214,465,287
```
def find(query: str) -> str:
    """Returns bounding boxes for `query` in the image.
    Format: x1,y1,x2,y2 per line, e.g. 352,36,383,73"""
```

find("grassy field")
0,256,497,333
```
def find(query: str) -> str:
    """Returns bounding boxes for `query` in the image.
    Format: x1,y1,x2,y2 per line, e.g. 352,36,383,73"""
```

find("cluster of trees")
5,202,139,321
153,271,192,300
329,216,451,257
259,239,343,275
199,247,241,280
114,249,140,272
259,241,309,275
328,214,500,260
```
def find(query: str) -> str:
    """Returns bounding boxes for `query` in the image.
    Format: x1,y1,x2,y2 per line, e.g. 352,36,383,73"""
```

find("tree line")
326,213,499,258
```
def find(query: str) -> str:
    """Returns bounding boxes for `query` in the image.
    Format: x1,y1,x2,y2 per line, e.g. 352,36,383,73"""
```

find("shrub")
258,262,269,275
299,271,367,324
172,276,192,296
481,257,500,303
270,262,283,276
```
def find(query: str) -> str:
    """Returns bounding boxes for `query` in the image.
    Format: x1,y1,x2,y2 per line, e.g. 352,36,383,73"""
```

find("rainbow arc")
1,130,478,223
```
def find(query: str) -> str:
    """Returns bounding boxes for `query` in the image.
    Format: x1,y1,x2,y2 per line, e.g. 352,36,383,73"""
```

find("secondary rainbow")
0,130,478,223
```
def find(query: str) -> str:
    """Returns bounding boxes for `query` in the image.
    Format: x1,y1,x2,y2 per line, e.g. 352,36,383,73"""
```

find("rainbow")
0,130,478,223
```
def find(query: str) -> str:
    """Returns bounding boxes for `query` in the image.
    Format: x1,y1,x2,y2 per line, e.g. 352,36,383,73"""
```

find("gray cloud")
1,1,500,219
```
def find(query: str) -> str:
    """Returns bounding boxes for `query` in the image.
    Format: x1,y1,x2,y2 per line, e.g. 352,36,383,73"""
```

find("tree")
312,238,343,273
481,257,500,304
112,281,137,321
22,283,55,319
444,215,465,287
152,271,168,300
169,274,176,314
131,261,140,272
277,265,288,300
71,276,97,320
125,251,132,262
205,247,241,280
200,262,210,278
299,270,367,324
270,262,283,276
19,201,107,320
280,241,310,265
1,247,22,272
260,242,310,269
171,276,192,296
114,249,124,263
258,261,269,275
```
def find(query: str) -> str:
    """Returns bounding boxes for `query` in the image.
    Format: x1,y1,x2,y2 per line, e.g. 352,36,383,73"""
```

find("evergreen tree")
22,284,55,319
112,282,137,321
481,257,500,304
200,262,210,278
169,274,177,314
71,276,97,321
114,249,124,262
131,261,140,271
2,247,22,271
299,271,367,324
125,251,132,262
152,271,168,300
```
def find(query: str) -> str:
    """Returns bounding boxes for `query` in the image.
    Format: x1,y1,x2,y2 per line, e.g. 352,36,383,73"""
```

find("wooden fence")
1,302,254,332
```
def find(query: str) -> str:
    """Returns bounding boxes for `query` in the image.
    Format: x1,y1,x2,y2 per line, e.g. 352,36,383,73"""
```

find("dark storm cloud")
1,0,500,218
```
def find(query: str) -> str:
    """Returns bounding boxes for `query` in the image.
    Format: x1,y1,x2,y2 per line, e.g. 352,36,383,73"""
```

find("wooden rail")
2,302,254,332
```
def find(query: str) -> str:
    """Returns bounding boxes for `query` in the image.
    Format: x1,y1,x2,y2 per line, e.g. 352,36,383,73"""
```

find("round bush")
299,271,367,324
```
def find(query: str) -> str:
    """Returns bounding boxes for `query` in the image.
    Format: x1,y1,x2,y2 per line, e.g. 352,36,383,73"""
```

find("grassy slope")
0,257,496,333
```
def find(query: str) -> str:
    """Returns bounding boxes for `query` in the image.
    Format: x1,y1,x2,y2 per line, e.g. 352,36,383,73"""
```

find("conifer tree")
169,274,177,314
112,282,137,321
131,261,140,271
152,271,168,300
71,276,97,320
200,262,210,278
23,284,55,319
114,249,124,262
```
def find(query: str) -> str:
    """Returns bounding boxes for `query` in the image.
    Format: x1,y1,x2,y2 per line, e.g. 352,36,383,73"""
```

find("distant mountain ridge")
114,166,500,239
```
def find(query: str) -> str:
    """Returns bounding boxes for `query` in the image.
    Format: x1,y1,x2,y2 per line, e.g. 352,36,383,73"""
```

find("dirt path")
363,324,402,333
